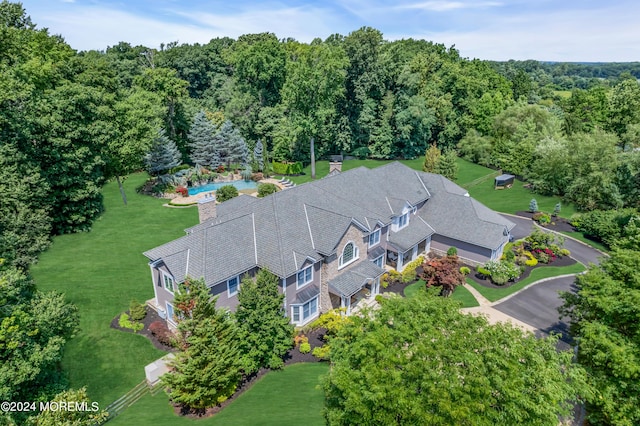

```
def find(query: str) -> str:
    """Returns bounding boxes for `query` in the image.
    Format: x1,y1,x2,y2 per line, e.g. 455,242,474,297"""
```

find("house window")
163,273,174,293
373,255,384,268
398,212,409,229
291,296,318,325
166,302,175,324
339,242,359,268
297,265,313,289
227,276,239,297
368,229,381,247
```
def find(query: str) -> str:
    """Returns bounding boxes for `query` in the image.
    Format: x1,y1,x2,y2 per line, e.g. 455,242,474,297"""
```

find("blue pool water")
188,180,258,195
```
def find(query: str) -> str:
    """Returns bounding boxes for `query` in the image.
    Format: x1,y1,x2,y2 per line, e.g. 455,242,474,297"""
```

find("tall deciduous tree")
324,290,586,425
162,278,242,410
0,263,79,425
236,269,293,374
280,40,348,168
560,249,640,425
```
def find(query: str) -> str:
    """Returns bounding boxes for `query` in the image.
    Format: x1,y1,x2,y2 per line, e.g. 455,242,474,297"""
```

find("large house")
144,162,515,327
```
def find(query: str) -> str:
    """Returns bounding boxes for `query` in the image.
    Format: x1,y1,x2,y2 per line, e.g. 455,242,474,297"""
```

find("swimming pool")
188,180,258,196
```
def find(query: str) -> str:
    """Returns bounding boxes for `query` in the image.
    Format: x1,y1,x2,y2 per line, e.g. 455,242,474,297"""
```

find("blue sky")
19,0,640,61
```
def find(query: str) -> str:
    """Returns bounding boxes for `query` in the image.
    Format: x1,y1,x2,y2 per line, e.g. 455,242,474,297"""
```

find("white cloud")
397,1,502,12
33,3,347,51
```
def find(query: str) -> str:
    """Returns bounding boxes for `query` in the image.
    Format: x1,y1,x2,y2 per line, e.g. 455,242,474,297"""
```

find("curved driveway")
493,214,605,344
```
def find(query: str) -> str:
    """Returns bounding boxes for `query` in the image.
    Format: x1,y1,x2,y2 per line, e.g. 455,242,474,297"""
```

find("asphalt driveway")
494,214,605,346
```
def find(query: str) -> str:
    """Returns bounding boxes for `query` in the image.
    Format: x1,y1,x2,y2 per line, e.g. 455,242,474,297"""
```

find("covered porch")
328,261,385,315
386,218,433,271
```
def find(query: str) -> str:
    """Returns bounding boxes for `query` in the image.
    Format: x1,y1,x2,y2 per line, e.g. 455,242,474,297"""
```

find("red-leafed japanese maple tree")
420,255,465,297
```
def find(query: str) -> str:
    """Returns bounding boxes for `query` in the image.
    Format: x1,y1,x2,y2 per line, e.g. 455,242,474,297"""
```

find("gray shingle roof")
388,216,435,252
417,172,515,250
328,261,386,297
144,162,513,286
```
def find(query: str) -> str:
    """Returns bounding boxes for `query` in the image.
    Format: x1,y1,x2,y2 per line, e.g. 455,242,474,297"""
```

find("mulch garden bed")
110,307,176,352
467,255,577,289
515,211,576,233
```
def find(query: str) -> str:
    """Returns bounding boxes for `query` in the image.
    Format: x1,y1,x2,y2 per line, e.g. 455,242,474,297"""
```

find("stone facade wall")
197,194,217,223
319,224,368,313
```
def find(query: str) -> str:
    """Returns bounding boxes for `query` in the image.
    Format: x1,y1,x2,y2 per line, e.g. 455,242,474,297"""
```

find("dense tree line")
3,2,640,423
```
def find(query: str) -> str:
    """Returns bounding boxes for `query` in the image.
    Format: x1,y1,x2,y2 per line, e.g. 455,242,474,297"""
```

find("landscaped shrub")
484,260,521,285
374,294,385,304
533,212,551,225
446,247,458,256
299,342,311,354
129,300,146,321
309,309,350,336
570,208,638,248
240,167,252,181
216,184,239,202
381,269,401,288
476,266,491,278
401,256,424,283
350,146,371,159
149,320,175,347
169,164,191,174
459,266,471,276
553,203,561,217
257,183,278,198
560,248,571,257
312,345,330,360
294,334,308,347
504,250,515,262
529,198,539,213
271,161,303,175
119,313,143,332
175,186,188,197
216,165,226,173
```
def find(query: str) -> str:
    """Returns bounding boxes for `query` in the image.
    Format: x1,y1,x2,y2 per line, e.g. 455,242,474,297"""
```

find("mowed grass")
465,262,586,302
109,363,329,426
404,280,479,308
31,173,199,405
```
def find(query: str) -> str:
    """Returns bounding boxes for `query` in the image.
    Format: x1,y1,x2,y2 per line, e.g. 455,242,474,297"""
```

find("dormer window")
398,212,409,229
339,242,359,269
368,229,381,247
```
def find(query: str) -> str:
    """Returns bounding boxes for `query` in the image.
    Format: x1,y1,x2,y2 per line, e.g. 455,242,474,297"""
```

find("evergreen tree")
253,139,264,171
529,198,539,213
215,120,248,168
188,110,218,167
162,278,242,410
145,128,182,175
236,269,294,374
422,143,441,173
434,150,459,180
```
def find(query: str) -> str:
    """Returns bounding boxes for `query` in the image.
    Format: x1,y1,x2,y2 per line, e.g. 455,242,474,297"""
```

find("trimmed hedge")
272,161,303,175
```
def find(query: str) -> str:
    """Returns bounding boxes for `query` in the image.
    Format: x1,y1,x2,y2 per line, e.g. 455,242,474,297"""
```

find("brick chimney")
329,161,342,173
198,192,217,223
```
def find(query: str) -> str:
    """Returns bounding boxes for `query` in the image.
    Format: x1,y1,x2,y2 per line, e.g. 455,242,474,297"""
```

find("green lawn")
109,363,328,426
31,173,199,406
466,262,586,302
403,280,479,308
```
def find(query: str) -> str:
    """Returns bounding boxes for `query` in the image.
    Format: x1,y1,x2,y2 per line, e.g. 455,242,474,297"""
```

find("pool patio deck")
166,178,286,206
